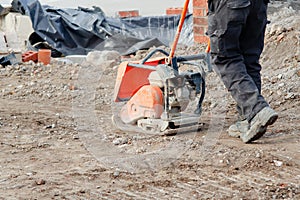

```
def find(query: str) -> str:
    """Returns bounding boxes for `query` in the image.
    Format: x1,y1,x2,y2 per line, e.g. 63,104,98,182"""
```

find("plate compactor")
112,49,211,135
111,0,211,135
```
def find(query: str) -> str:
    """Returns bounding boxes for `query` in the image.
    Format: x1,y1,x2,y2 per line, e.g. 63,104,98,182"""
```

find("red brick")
193,7,207,17
193,0,208,8
193,25,207,35
117,10,139,18
193,17,208,26
22,51,38,62
166,7,189,15
194,34,209,44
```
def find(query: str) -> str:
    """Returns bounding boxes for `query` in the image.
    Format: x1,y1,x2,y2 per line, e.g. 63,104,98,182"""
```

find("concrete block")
65,55,87,65
3,13,17,33
15,14,34,42
0,13,33,52
0,31,8,53
5,30,22,52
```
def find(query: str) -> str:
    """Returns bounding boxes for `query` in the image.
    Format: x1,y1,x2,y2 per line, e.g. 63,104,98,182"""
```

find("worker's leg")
207,0,269,121
240,0,269,94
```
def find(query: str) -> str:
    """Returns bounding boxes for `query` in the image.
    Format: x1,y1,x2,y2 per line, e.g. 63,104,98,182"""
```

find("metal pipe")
140,48,169,64
176,53,207,62
127,63,157,71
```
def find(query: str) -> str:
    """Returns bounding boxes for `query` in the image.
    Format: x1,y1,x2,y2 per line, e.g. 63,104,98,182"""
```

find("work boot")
227,120,249,138
241,107,278,143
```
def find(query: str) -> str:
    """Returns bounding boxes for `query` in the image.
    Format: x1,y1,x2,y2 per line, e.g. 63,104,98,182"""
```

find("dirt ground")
0,1,299,199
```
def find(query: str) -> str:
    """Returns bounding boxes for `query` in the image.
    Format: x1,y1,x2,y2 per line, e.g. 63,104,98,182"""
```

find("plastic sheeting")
11,0,194,55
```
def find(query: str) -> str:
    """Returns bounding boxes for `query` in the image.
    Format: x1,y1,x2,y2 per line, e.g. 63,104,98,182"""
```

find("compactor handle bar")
129,48,212,72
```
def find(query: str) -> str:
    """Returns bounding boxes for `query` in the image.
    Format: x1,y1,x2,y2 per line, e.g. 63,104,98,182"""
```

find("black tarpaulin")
11,0,193,56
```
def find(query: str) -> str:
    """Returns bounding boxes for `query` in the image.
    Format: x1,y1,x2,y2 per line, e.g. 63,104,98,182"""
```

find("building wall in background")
193,0,208,43
0,0,189,17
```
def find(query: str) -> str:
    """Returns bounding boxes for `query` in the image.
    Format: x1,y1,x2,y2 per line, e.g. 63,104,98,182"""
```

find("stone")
65,55,87,65
35,179,46,185
273,160,283,167
86,50,121,67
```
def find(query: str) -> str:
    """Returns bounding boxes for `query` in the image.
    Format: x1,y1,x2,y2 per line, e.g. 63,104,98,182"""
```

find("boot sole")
228,130,241,138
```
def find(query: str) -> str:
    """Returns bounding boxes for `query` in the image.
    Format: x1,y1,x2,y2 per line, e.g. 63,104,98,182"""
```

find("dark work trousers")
207,0,270,121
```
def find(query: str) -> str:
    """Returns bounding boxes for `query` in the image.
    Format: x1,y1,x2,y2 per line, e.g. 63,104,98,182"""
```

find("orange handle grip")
205,39,211,53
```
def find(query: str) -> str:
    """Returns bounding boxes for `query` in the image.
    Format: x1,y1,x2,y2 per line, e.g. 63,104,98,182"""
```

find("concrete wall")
0,13,34,53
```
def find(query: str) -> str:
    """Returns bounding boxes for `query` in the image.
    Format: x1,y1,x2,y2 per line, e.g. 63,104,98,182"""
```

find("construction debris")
0,4,10,16
0,53,18,66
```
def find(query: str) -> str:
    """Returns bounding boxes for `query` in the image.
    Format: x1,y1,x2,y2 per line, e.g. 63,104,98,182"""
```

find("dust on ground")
0,1,299,199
